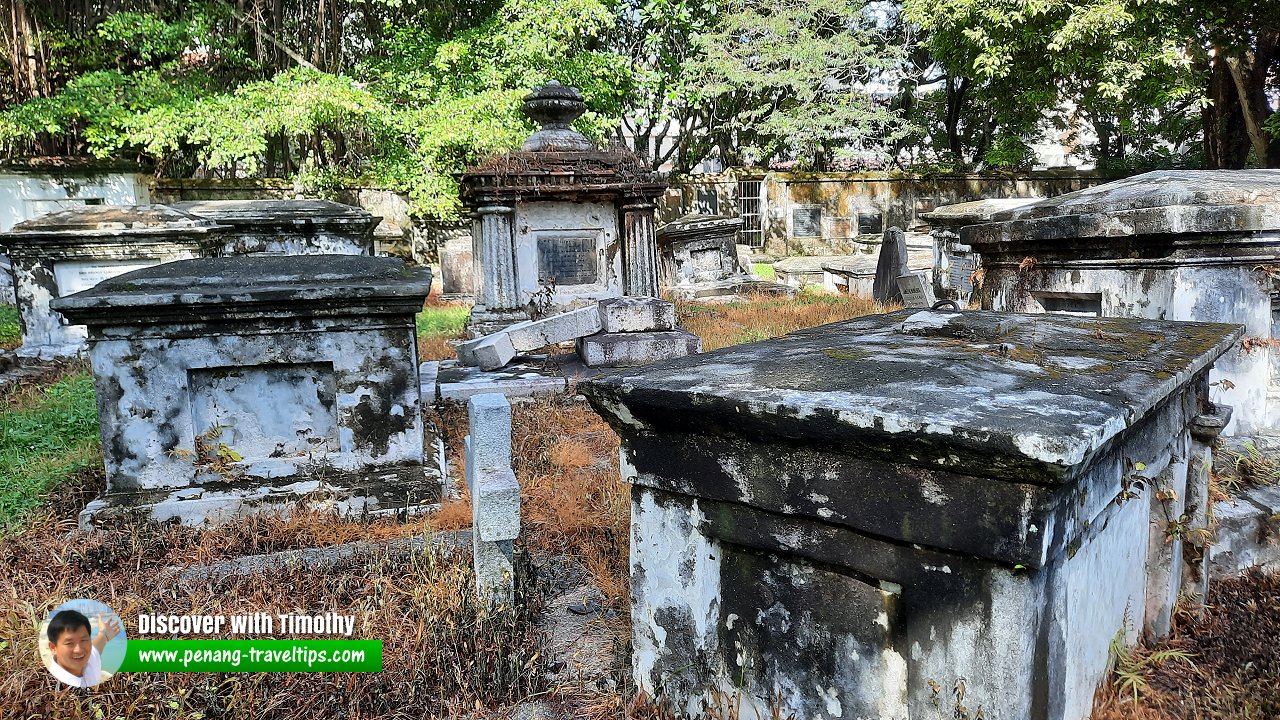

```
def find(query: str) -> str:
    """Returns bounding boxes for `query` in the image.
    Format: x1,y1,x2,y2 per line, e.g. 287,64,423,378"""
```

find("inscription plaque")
948,254,976,295
53,258,161,296
537,234,597,286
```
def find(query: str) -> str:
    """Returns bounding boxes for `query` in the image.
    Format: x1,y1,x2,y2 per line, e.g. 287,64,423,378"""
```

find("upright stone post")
465,392,521,607
622,196,661,297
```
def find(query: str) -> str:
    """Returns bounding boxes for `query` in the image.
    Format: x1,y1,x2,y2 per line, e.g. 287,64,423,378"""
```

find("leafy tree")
684,0,911,170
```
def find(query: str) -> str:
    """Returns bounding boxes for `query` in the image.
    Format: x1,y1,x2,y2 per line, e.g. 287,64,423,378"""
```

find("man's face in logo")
50,626,92,676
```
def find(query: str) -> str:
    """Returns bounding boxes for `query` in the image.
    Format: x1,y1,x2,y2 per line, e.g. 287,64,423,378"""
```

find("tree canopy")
1,0,1277,219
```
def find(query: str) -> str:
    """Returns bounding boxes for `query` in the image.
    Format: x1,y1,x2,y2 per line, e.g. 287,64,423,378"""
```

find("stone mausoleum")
965,170,1280,439
0,204,224,358
458,81,667,335
586,309,1239,720
52,255,438,527
173,199,380,256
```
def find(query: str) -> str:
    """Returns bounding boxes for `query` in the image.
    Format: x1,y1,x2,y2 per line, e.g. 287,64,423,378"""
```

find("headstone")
872,226,908,303
895,272,936,308
465,393,521,607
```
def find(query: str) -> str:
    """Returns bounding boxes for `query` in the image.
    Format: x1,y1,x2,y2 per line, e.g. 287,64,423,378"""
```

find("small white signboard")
53,259,159,296
896,272,936,309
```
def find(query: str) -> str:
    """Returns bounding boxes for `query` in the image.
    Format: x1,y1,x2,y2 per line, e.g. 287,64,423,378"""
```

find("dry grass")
1092,569,1280,719
678,291,896,351
0,505,553,719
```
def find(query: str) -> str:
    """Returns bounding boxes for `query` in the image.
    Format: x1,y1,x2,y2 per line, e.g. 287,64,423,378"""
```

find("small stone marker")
895,272,936,308
872,226,908,304
465,393,521,606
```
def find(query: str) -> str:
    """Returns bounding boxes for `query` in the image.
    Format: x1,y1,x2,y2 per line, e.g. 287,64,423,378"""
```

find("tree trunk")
1202,54,1251,169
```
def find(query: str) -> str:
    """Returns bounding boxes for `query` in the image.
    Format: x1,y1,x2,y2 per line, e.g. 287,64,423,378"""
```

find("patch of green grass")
0,304,20,350
415,304,470,336
0,372,100,530
752,262,776,280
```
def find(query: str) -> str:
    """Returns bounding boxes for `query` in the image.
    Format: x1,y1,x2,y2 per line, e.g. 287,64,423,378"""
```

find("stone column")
622,197,660,297
472,202,519,313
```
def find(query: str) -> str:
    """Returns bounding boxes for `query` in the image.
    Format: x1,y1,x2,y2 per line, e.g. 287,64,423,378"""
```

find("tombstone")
51,255,438,527
895,272,935,308
465,393,521,606
922,198,1036,305
458,81,667,336
657,215,746,287
0,205,225,358
965,170,1280,438
584,309,1240,720
872,226,908,303
172,199,380,256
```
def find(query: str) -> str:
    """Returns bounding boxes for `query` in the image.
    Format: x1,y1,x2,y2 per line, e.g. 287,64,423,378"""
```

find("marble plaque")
948,254,976,295
537,234,597,286
53,258,160,296
896,273,936,308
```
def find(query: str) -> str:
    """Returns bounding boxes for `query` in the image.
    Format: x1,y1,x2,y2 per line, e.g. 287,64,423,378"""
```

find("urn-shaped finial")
521,81,593,151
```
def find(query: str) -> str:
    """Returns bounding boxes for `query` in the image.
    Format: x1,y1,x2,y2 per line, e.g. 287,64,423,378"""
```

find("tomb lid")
964,170,1280,245
920,198,1037,224
171,199,380,227
821,249,932,276
1,204,223,243
774,255,849,274
583,310,1241,483
51,255,433,324
658,214,743,241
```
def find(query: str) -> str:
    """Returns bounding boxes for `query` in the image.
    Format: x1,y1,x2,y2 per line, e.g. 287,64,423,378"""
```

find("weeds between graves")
1092,568,1280,720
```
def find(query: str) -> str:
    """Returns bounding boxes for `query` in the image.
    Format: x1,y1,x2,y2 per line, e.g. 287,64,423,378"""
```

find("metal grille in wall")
737,180,764,247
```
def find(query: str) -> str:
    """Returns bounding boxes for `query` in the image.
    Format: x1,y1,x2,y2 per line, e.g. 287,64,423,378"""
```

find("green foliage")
0,305,19,349
903,0,1201,166
0,373,101,531
983,134,1038,169
688,0,909,169
416,304,471,336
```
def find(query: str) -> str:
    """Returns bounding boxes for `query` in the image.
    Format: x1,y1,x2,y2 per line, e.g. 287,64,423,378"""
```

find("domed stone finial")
521,80,593,152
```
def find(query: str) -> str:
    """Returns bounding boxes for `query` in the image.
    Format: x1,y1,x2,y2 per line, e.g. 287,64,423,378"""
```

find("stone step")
577,329,701,368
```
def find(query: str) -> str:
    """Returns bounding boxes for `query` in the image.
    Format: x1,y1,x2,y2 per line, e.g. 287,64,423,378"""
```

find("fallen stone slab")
437,360,569,402
577,329,701,368
164,531,469,588
458,306,602,369
598,296,675,333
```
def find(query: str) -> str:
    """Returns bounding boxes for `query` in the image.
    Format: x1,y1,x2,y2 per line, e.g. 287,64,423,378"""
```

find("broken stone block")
457,305,603,369
577,330,701,368
437,362,568,402
505,306,603,350
584,310,1241,720
462,332,517,371
597,296,676,333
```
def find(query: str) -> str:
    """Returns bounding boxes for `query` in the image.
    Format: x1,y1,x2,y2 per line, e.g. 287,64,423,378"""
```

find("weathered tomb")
0,205,224,358
965,170,1280,438
658,214,747,286
922,198,1035,304
52,255,438,527
458,82,667,335
173,199,380,256
584,309,1239,720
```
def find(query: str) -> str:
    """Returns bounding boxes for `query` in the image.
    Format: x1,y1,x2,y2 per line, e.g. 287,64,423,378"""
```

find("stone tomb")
459,82,667,335
0,205,224,358
965,170,1280,438
173,199,380,256
585,310,1240,720
657,214,747,286
922,198,1036,304
52,255,437,527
